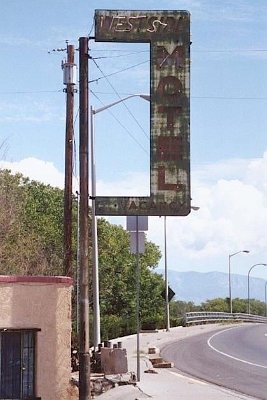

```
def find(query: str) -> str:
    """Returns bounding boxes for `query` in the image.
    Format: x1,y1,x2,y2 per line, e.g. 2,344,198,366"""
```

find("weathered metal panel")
100,348,128,375
126,216,148,231
94,10,190,216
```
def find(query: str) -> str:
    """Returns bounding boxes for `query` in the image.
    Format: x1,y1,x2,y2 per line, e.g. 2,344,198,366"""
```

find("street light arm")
247,263,267,314
230,250,250,258
93,94,150,115
248,263,267,278
228,249,250,314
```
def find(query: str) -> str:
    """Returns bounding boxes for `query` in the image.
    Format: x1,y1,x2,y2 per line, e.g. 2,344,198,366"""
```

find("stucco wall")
0,275,73,400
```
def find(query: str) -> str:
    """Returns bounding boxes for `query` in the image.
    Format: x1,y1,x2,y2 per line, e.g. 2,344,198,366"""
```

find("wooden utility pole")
63,44,75,277
78,37,91,400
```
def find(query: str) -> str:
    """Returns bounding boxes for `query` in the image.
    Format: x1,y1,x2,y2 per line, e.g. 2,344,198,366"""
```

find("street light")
162,206,199,333
265,281,267,317
229,250,249,313
247,263,267,314
163,216,170,332
90,94,150,348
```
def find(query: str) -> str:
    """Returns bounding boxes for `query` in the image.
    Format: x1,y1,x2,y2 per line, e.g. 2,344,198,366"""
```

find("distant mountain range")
156,270,267,305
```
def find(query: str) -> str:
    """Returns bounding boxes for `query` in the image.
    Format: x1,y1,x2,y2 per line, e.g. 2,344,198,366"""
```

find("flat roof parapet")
0,275,73,286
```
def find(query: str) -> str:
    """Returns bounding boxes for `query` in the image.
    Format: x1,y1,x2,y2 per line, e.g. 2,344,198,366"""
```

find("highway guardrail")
184,311,267,326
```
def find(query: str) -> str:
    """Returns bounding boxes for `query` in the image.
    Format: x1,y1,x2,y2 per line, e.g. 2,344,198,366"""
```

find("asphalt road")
161,324,267,400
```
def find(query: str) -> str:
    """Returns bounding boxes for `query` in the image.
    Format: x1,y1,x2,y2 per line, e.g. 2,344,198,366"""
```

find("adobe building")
0,275,74,399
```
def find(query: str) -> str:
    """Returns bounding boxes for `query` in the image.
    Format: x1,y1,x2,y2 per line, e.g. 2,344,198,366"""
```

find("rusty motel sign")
94,10,191,216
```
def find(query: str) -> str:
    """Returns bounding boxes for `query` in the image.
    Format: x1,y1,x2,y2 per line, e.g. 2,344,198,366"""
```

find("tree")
0,169,67,275
231,298,247,313
169,300,199,326
0,169,168,340
247,298,265,316
21,178,66,274
200,298,229,312
97,218,164,338
0,170,27,273
199,297,266,316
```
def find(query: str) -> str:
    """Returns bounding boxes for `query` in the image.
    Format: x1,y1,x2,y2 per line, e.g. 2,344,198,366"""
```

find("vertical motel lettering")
153,43,187,193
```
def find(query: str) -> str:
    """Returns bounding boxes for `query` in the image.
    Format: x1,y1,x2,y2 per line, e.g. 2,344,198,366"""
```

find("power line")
90,50,149,58
192,96,267,100
88,19,94,37
90,47,267,54
89,59,149,84
91,49,148,53
0,90,62,94
92,91,267,101
194,48,267,53
91,58,149,139
1,88,267,101
90,90,149,156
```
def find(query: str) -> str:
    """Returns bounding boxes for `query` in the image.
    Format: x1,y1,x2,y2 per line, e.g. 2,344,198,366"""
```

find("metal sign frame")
94,9,191,216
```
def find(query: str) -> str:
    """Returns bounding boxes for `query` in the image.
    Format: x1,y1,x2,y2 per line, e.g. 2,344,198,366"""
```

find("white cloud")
148,152,267,276
0,158,65,189
193,158,250,184
96,171,150,196
246,151,267,194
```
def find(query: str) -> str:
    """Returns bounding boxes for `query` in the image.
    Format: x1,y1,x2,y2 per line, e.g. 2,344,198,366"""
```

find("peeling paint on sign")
94,10,191,216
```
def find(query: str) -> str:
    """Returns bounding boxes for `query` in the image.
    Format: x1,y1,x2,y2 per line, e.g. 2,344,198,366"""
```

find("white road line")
207,327,267,369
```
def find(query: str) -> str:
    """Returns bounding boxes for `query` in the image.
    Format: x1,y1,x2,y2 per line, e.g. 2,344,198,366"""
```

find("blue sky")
2,0,267,292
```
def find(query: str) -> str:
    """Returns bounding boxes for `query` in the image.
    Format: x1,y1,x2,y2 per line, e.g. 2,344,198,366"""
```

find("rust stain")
157,136,185,161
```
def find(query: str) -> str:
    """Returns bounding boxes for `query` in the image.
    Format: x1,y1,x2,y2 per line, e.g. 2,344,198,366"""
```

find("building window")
0,329,40,399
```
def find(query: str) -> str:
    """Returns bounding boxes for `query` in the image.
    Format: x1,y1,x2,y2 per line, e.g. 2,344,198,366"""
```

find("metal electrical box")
63,62,77,85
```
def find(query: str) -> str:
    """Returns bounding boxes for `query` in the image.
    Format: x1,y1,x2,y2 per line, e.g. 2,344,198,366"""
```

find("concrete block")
148,347,158,354
154,361,174,368
150,357,163,365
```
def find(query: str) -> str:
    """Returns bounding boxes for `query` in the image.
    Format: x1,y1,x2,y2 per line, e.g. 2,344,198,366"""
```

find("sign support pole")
164,216,170,331
136,216,141,382
78,36,91,400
